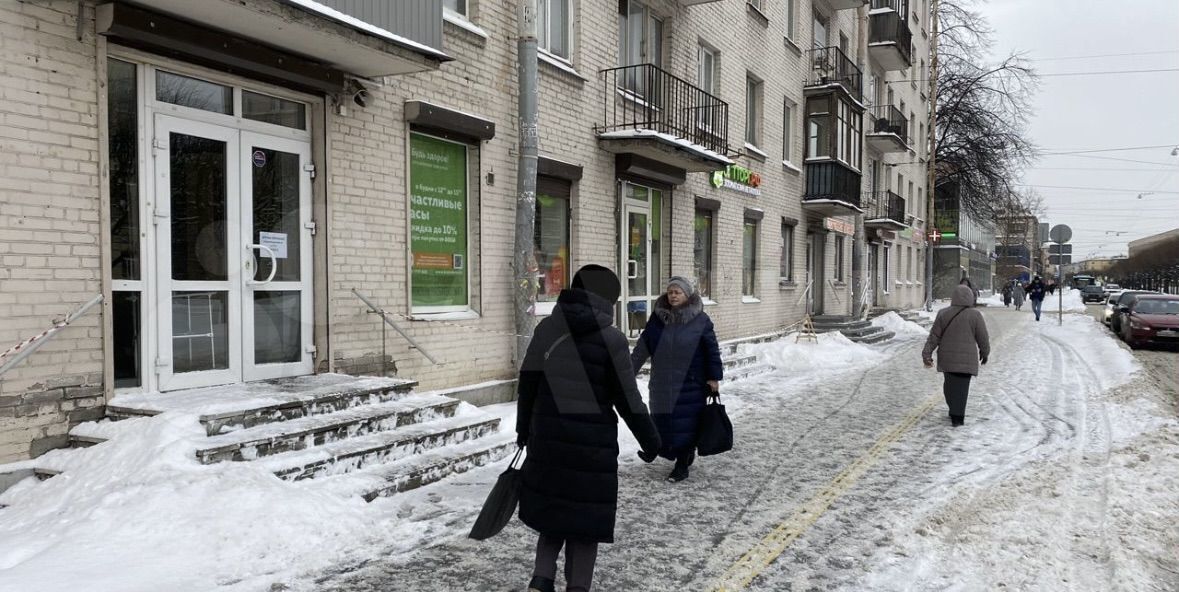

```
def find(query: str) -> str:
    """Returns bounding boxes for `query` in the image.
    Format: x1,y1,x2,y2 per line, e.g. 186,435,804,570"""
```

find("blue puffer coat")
630,293,724,459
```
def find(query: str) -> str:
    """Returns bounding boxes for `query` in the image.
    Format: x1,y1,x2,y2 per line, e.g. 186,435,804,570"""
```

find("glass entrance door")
154,115,312,391
620,182,663,338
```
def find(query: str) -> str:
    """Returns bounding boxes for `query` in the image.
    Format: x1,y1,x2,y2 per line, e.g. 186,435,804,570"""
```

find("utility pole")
924,0,940,310
514,0,539,364
852,3,868,319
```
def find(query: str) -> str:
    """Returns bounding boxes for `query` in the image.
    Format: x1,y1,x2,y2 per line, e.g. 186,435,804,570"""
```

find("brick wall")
0,0,105,462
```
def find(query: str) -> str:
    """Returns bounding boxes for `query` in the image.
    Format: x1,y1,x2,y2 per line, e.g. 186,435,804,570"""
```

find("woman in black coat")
516,264,661,592
630,276,724,482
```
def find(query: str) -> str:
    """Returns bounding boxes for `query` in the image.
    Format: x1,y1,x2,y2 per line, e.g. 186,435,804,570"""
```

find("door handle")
627,259,639,280
247,243,278,285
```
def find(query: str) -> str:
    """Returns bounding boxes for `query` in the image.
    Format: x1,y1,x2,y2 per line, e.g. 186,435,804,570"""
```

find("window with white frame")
618,0,663,96
538,0,572,59
746,74,764,148
748,0,766,14
780,222,795,282
698,45,718,95
785,0,797,42
783,98,796,163
443,0,467,17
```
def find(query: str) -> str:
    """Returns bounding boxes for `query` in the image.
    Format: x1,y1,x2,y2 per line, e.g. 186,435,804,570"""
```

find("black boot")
684,450,696,467
950,415,964,427
668,455,690,482
637,449,657,463
527,576,556,592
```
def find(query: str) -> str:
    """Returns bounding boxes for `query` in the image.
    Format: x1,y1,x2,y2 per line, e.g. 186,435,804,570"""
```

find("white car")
1103,291,1126,325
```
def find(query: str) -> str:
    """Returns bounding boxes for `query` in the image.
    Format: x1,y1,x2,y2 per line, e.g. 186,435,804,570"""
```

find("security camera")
346,79,370,108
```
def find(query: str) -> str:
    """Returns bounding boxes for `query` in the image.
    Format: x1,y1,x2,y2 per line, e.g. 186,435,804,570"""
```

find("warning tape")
712,394,940,591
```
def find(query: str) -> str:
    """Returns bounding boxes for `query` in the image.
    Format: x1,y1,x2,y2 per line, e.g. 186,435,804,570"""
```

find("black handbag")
695,393,733,456
468,448,524,540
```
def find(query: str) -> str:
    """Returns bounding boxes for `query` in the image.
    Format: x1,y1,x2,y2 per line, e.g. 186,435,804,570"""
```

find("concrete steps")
811,315,895,344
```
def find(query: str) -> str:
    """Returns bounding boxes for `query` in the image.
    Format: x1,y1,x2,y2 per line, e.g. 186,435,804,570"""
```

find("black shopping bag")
468,448,524,540
696,393,733,456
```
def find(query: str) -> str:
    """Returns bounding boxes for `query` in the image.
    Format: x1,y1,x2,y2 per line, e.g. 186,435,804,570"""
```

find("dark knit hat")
571,264,621,303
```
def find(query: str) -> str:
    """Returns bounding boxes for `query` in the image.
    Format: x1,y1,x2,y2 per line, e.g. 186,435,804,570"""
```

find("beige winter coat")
923,286,991,376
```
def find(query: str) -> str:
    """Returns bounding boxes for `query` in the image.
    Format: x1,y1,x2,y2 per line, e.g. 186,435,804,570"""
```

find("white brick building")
0,0,931,462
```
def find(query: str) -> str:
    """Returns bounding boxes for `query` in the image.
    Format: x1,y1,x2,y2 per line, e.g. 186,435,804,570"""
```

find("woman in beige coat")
922,285,991,426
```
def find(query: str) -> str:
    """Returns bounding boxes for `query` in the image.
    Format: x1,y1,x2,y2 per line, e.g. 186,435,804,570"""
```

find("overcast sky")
982,0,1179,260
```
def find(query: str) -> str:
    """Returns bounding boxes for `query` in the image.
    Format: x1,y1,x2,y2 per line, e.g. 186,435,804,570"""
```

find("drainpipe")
514,0,540,365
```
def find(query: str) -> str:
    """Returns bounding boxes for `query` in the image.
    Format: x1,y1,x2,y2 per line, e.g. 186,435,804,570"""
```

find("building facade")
1128,228,1179,258
0,0,932,462
931,180,995,297
995,213,1041,282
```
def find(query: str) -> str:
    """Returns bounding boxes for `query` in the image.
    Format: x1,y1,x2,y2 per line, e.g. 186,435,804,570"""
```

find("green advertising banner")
410,133,468,308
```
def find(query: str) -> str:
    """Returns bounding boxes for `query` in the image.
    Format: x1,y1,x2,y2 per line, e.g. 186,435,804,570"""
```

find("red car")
1119,295,1179,349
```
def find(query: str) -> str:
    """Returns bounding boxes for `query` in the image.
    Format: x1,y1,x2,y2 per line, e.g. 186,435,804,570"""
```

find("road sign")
1049,224,1072,244
1048,244,1072,255
1049,254,1072,265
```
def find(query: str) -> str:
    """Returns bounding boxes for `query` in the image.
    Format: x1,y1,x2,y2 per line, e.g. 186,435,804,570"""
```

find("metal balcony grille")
597,63,730,155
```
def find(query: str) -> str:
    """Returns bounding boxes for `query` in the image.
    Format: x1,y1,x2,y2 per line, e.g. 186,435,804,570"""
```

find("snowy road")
306,307,1179,592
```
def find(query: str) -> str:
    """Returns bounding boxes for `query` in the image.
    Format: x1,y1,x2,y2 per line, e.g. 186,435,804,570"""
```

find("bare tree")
933,0,1040,222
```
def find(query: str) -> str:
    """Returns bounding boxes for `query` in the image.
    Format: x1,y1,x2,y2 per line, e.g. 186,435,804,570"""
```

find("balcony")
865,105,909,152
805,47,863,103
803,161,863,216
863,191,907,230
869,0,914,70
827,0,871,9
596,64,732,173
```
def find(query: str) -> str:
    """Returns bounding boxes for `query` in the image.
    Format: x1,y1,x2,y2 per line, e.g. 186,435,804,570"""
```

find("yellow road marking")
712,395,941,591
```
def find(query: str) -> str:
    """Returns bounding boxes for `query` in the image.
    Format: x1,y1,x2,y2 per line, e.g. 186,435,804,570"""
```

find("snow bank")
982,291,1006,307
1040,287,1087,313
1039,313,1140,392
871,311,929,338
915,300,950,320
750,330,886,376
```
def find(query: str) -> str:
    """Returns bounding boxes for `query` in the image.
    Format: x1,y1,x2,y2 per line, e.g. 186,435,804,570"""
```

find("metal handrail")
0,294,104,378
596,63,731,155
867,105,908,144
805,46,863,101
351,288,439,365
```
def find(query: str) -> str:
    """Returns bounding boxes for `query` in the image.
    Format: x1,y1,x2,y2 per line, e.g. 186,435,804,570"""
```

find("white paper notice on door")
259,232,288,259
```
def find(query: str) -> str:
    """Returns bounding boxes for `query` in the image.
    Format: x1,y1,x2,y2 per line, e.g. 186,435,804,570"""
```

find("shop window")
743,218,758,296
780,222,795,282
834,235,845,281
535,177,571,303
539,0,572,59
409,132,471,312
693,209,715,299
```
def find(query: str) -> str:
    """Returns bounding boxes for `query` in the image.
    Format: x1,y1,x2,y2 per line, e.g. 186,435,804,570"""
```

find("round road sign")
1049,224,1072,243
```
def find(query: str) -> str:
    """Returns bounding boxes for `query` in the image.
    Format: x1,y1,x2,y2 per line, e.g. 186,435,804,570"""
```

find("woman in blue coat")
631,276,724,482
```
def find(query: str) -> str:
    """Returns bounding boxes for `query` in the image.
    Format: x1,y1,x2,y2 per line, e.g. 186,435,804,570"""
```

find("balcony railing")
804,161,862,208
598,63,730,156
805,47,863,102
869,9,914,67
863,190,906,225
867,105,908,144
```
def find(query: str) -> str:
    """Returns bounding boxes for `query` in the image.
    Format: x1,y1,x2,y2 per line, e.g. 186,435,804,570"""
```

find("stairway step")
195,394,459,464
315,431,517,501
107,374,417,436
257,413,502,481
855,330,896,345
813,319,871,331
840,325,884,338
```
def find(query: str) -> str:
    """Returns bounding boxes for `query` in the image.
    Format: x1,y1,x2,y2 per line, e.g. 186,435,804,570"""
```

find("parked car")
1103,283,1121,296
1081,285,1106,303
1119,294,1179,349
1110,291,1154,334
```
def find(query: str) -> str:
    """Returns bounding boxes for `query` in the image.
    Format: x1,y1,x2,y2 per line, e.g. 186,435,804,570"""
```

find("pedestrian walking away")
1002,283,1012,307
1027,276,1047,321
1012,280,1026,311
959,277,979,305
515,264,662,592
630,276,724,483
922,285,991,426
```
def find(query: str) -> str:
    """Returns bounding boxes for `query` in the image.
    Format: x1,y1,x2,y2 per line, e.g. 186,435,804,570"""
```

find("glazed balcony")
869,0,914,71
805,46,863,103
865,105,909,152
597,63,732,173
803,161,863,216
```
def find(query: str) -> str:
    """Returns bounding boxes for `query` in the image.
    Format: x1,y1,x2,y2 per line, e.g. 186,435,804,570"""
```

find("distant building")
995,213,1041,282
931,181,996,297
1128,228,1179,258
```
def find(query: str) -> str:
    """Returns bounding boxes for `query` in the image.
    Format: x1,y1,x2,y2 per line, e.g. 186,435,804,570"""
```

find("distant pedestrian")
1027,276,1047,321
1002,283,1012,307
1013,280,1026,310
1047,281,1057,296
923,285,991,427
630,276,724,483
516,264,662,592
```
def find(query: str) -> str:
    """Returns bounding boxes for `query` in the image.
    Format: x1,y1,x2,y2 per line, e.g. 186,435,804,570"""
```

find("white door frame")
620,182,657,337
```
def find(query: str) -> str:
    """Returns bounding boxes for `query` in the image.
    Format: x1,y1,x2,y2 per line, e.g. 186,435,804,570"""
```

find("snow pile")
1040,288,1087,313
915,300,950,321
750,330,886,376
1039,313,1140,392
871,311,929,338
0,412,394,592
981,291,1006,307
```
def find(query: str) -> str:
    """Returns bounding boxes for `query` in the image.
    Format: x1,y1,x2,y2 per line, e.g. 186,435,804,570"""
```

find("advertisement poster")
410,133,468,309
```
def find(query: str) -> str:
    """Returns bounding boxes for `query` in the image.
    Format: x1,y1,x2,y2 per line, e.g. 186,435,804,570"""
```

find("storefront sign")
710,164,762,196
410,133,468,309
899,227,915,241
824,217,854,236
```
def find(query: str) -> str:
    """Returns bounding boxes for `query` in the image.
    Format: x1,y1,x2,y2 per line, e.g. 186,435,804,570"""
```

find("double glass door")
154,115,313,391
620,182,663,338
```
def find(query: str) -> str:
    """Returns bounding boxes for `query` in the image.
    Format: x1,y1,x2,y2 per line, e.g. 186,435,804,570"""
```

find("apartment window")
748,0,766,13
694,209,715,299
837,99,861,168
698,45,718,95
619,1,663,68
918,122,925,155
443,0,467,16
883,244,891,287
785,0,797,42
783,99,796,163
743,218,759,296
834,235,846,281
746,75,764,148
780,222,795,282
806,94,860,168
908,181,915,212
535,178,571,303
908,246,914,280
910,111,916,146
538,0,572,59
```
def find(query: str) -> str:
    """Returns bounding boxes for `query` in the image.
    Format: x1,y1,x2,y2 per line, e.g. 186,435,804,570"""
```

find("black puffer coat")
630,293,724,458
516,288,661,544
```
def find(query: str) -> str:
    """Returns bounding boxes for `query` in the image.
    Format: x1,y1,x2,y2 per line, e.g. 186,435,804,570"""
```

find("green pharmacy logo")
711,165,762,195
